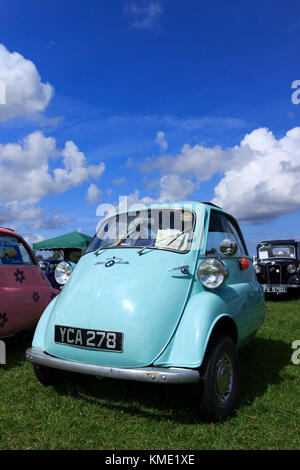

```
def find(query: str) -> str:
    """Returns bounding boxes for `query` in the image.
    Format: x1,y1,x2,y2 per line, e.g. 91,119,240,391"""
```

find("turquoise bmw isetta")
26,201,265,420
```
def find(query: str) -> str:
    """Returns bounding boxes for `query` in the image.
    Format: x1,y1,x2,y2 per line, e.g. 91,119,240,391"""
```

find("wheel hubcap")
215,353,233,402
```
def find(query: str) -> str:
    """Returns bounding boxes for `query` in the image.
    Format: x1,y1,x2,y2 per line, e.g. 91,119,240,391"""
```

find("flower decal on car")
14,269,25,284
50,292,57,300
32,292,40,302
0,313,8,328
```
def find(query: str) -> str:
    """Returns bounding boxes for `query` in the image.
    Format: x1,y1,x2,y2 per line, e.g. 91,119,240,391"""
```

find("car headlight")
254,264,261,274
287,264,296,274
54,261,72,286
197,258,229,289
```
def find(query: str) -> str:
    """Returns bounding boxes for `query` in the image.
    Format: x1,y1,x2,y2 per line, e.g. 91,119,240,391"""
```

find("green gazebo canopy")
33,231,93,253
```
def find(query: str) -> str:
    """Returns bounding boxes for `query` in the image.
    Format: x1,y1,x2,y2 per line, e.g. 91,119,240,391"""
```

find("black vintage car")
38,259,62,290
254,239,300,295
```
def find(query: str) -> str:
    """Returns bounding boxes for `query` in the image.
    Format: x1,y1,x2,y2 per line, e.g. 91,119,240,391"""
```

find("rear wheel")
33,363,62,386
195,334,240,421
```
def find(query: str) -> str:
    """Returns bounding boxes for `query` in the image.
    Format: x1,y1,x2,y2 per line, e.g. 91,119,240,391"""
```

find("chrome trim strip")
198,254,253,260
25,348,200,384
262,284,300,288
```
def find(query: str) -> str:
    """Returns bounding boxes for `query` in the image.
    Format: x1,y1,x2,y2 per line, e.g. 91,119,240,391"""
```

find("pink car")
0,227,59,338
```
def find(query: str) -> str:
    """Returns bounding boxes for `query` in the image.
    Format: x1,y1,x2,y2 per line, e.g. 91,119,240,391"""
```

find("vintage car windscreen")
258,245,296,260
38,261,48,271
86,208,195,254
0,235,35,265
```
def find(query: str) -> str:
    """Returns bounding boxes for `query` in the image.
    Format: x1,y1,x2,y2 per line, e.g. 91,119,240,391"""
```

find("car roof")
197,201,223,209
0,226,16,235
258,239,297,245
0,226,27,243
114,200,225,216
0,226,38,261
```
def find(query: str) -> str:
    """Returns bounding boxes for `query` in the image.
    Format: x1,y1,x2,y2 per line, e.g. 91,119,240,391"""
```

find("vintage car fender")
154,289,240,369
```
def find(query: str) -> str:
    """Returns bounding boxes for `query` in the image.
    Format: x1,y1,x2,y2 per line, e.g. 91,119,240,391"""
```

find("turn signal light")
240,258,250,270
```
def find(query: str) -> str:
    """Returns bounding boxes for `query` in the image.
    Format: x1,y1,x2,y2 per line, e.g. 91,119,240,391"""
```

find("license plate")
263,286,287,293
55,325,123,352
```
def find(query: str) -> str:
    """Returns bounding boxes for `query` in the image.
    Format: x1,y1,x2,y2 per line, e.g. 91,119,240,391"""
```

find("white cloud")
212,127,300,222
23,233,45,247
149,143,227,181
142,126,300,223
114,174,195,215
86,183,102,205
124,1,163,31
0,44,53,121
0,131,105,224
29,213,72,230
156,174,195,203
0,199,44,225
54,141,105,191
115,190,153,213
112,176,127,185
156,131,168,152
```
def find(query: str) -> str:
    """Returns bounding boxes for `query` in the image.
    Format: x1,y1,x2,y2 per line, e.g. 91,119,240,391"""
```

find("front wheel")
194,334,240,421
33,363,63,386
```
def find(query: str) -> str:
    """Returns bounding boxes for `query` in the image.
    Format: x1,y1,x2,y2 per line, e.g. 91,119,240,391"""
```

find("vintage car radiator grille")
267,264,281,284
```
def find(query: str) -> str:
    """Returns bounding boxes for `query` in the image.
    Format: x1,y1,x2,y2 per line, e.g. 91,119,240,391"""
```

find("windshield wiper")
94,241,116,256
115,217,148,246
93,217,149,255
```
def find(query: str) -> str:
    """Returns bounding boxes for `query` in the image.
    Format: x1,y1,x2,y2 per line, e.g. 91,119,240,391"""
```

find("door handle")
169,265,190,275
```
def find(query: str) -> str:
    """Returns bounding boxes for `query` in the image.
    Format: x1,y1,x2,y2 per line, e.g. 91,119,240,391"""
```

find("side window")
18,242,35,265
206,211,246,256
0,236,35,265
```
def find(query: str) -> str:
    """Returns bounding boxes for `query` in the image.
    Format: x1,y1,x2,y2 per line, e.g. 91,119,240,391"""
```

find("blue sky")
1,0,300,254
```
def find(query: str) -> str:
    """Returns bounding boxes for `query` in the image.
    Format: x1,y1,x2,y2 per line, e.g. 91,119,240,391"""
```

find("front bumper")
25,348,200,384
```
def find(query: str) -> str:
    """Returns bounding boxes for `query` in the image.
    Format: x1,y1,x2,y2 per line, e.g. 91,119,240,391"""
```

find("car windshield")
258,245,296,260
86,208,195,254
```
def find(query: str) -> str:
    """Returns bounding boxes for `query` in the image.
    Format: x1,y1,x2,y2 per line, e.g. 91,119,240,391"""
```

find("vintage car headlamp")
197,258,229,289
54,261,72,286
287,264,296,274
254,264,261,274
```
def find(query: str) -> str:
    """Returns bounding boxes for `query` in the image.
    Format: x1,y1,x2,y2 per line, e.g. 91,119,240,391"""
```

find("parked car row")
23,201,267,421
4,201,297,421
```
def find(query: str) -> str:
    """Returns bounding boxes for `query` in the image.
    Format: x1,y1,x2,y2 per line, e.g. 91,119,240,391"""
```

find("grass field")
0,299,299,450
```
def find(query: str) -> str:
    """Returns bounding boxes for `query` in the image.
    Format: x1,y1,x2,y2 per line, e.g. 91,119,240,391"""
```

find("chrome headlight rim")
197,258,229,289
54,261,72,286
287,264,296,274
254,264,261,274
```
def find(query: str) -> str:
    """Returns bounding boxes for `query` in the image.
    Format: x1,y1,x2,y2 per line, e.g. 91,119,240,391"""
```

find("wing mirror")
220,239,238,256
